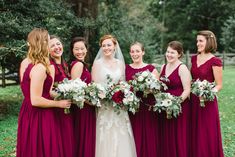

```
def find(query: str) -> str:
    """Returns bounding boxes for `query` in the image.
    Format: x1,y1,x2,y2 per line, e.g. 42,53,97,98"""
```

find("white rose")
138,76,144,82
141,71,149,77
162,99,172,107
98,92,106,99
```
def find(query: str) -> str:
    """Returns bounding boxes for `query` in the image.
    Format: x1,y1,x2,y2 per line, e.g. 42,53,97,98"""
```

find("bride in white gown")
92,35,136,157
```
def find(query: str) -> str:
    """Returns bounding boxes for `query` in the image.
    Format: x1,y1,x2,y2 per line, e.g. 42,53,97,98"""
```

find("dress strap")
160,64,167,76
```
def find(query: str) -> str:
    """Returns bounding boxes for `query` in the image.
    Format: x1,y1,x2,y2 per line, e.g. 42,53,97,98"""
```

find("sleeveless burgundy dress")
50,60,74,157
125,64,159,157
190,55,224,157
158,64,190,157
71,61,96,157
17,64,64,157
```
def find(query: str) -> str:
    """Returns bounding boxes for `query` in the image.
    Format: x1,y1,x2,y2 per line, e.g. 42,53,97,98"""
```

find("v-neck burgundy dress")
158,64,190,157
190,55,224,157
125,64,159,157
50,60,74,157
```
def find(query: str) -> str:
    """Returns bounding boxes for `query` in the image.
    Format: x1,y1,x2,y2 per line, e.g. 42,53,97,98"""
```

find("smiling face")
196,35,207,53
72,41,87,61
165,46,181,63
101,39,116,57
49,38,63,59
130,44,144,64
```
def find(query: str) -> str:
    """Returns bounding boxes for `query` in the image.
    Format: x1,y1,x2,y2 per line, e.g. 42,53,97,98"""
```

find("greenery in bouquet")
153,93,182,119
106,75,140,114
191,79,217,107
54,78,87,113
85,82,107,107
130,70,168,97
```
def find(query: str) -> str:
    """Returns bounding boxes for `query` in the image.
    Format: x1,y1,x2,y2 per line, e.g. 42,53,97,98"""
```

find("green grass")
0,86,22,157
219,66,235,157
0,67,235,156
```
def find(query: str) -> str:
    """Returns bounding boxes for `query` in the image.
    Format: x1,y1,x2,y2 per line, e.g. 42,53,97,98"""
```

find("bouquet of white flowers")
106,75,140,114
54,78,87,114
130,70,168,97
153,93,182,119
85,82,107,107
191,79,217,107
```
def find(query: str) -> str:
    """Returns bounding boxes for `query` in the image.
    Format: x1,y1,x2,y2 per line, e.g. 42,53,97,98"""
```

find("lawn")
219,66,235,157
0,67,235,157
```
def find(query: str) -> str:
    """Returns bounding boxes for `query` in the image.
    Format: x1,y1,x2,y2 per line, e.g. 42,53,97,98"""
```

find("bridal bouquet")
153,93,182,119
85,82,107,107
54,78,87,114
130,70,168,97
191,79,217,107
106,75,140,114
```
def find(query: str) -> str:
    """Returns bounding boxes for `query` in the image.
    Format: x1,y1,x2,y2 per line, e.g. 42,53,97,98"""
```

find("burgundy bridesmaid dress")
17,64,64,157
125,64,159,157
71,61,96,157
50,61,74,157
190,55,224,157
158,64,190,157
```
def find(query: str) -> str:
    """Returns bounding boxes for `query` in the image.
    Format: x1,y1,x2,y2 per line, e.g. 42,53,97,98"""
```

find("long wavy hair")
27,28,50,74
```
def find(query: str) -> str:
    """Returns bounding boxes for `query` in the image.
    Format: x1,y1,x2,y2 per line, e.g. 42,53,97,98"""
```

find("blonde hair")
99,34,117,46
197,30,217,53
27,28,50,74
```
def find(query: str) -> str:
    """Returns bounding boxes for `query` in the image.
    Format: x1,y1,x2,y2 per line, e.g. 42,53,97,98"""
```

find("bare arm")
30,64,71,108
152,68,159,80
71,62,84,80
91,60,101,83
179,64,191,101
212,66,223,92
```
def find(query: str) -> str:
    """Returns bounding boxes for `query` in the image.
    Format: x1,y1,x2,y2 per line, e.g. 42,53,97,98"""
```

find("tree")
221,15,235,53
149,0,234,53
0,0,81,75
66,0,99,63
97,0,162,63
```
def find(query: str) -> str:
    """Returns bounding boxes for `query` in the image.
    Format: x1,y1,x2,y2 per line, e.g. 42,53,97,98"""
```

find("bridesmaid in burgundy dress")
17,28,71,157
49,35,74,157
191,30,224,157
125,42,159,157
158,41,191,157
70,37,96,157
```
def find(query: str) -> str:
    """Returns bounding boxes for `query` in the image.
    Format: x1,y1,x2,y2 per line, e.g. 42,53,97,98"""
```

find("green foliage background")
1,0,235,71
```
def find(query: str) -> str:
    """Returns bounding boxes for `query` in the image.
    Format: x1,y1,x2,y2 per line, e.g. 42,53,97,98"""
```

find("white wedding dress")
94,61,137,157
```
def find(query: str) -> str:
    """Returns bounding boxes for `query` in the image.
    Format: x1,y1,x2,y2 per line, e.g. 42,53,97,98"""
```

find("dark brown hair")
49,35,70,77
70,37,89,67
197,30,217,53
168,41,184,58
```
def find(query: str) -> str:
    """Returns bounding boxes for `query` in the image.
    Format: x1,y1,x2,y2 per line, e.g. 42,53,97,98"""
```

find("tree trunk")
67,0,98,63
